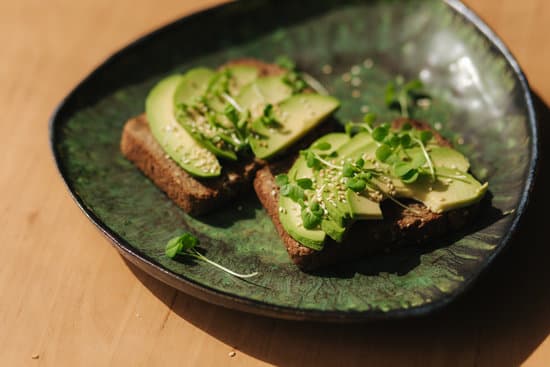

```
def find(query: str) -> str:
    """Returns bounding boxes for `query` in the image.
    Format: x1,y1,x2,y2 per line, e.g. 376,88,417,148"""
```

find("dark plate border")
49,0,539,322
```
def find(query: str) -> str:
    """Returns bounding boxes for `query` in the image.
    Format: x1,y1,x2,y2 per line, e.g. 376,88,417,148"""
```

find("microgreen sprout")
255,104,280,127
165,233,258,279
276,55,308,93
385,77,430,118
345,113,376,135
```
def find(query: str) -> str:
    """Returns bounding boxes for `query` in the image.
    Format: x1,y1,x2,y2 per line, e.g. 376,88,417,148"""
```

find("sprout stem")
190,249,259,279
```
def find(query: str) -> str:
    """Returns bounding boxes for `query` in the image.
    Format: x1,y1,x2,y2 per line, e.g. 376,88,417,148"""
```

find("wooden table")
2,0,549,365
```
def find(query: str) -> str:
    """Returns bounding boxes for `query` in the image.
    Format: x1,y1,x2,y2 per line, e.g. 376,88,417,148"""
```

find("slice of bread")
253,119,478,270
120,59,286,215
121,114,262,215
120,58,336,215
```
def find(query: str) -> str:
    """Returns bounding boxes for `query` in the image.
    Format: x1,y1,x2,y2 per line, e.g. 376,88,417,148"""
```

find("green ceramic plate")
50,0,537,321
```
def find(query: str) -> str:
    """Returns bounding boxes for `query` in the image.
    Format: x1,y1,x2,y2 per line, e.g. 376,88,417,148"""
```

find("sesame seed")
417,98,431,109
363,58,374,68
322,64,333,74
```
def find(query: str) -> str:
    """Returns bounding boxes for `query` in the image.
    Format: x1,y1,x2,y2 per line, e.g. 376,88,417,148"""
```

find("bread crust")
253,119,478,270
121,114,261,215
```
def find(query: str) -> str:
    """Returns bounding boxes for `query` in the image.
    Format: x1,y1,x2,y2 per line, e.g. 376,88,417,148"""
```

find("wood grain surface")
1,0,549,366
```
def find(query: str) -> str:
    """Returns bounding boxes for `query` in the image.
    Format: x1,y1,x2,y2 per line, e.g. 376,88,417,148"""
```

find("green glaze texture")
52,0,535,319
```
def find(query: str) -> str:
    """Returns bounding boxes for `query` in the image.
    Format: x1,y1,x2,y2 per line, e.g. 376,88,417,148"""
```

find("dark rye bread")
120,59,286,215
120,58,337,215
253,119,478,270
121,114,261,215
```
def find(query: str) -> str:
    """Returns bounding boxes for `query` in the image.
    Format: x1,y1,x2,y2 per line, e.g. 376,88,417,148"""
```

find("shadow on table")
126,92,549,366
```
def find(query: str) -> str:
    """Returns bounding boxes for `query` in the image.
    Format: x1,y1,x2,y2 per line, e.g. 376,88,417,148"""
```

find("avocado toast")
254,118,487,270
121,58,487,272
121,58,340,215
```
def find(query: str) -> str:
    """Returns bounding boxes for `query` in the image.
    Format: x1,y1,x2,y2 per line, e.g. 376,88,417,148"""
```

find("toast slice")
120,58,337,215
121,114,262,215
253,119,479,270
120,59,286,215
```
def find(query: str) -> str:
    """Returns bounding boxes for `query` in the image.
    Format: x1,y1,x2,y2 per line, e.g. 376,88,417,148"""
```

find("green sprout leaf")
224,104,239,125
419,130,433,145
400,134,412,148
296,178,313,190
275,174,289,187
165,232,199,259
393,161,414,177
313,141,332,151
275,55,296,70
363,113,377,125
375,144,393,162
301,209,321,229
342,162,355,177
165,236,183,259
165,232,258,279
280,183,305,202
257,104,278,127
372,125,389,142
401,169,420,183
347,177,367,192
305,151,322,170
404,79,424,93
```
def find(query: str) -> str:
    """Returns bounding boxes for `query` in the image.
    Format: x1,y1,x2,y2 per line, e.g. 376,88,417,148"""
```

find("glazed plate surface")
51,0,537,321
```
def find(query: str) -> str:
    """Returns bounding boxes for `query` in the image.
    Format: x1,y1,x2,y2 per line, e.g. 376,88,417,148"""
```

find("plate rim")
49,0,539,322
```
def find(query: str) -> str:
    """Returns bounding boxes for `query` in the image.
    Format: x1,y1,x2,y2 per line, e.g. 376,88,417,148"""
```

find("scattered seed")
360,105,370,113
322,64,333,74
434,122,443,130
363,58,374,69
417,98,431,109
352,89,361,98
342,73,352,82
228,351,236,357
351,77,361,87
351,65,361,75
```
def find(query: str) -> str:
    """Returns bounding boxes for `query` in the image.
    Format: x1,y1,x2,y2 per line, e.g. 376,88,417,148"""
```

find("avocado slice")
393,167,488,213
346,190,383,220
236,76,293,118
336,132,375,158
146,75,221,177
250,94,340,159
173,68,215,107
413,146,470,172
222,65,261,95
335,133,485,213
173,69,239,161
321,219,346,243
310,132,350,155
279,133,354,246
278,156,326,250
